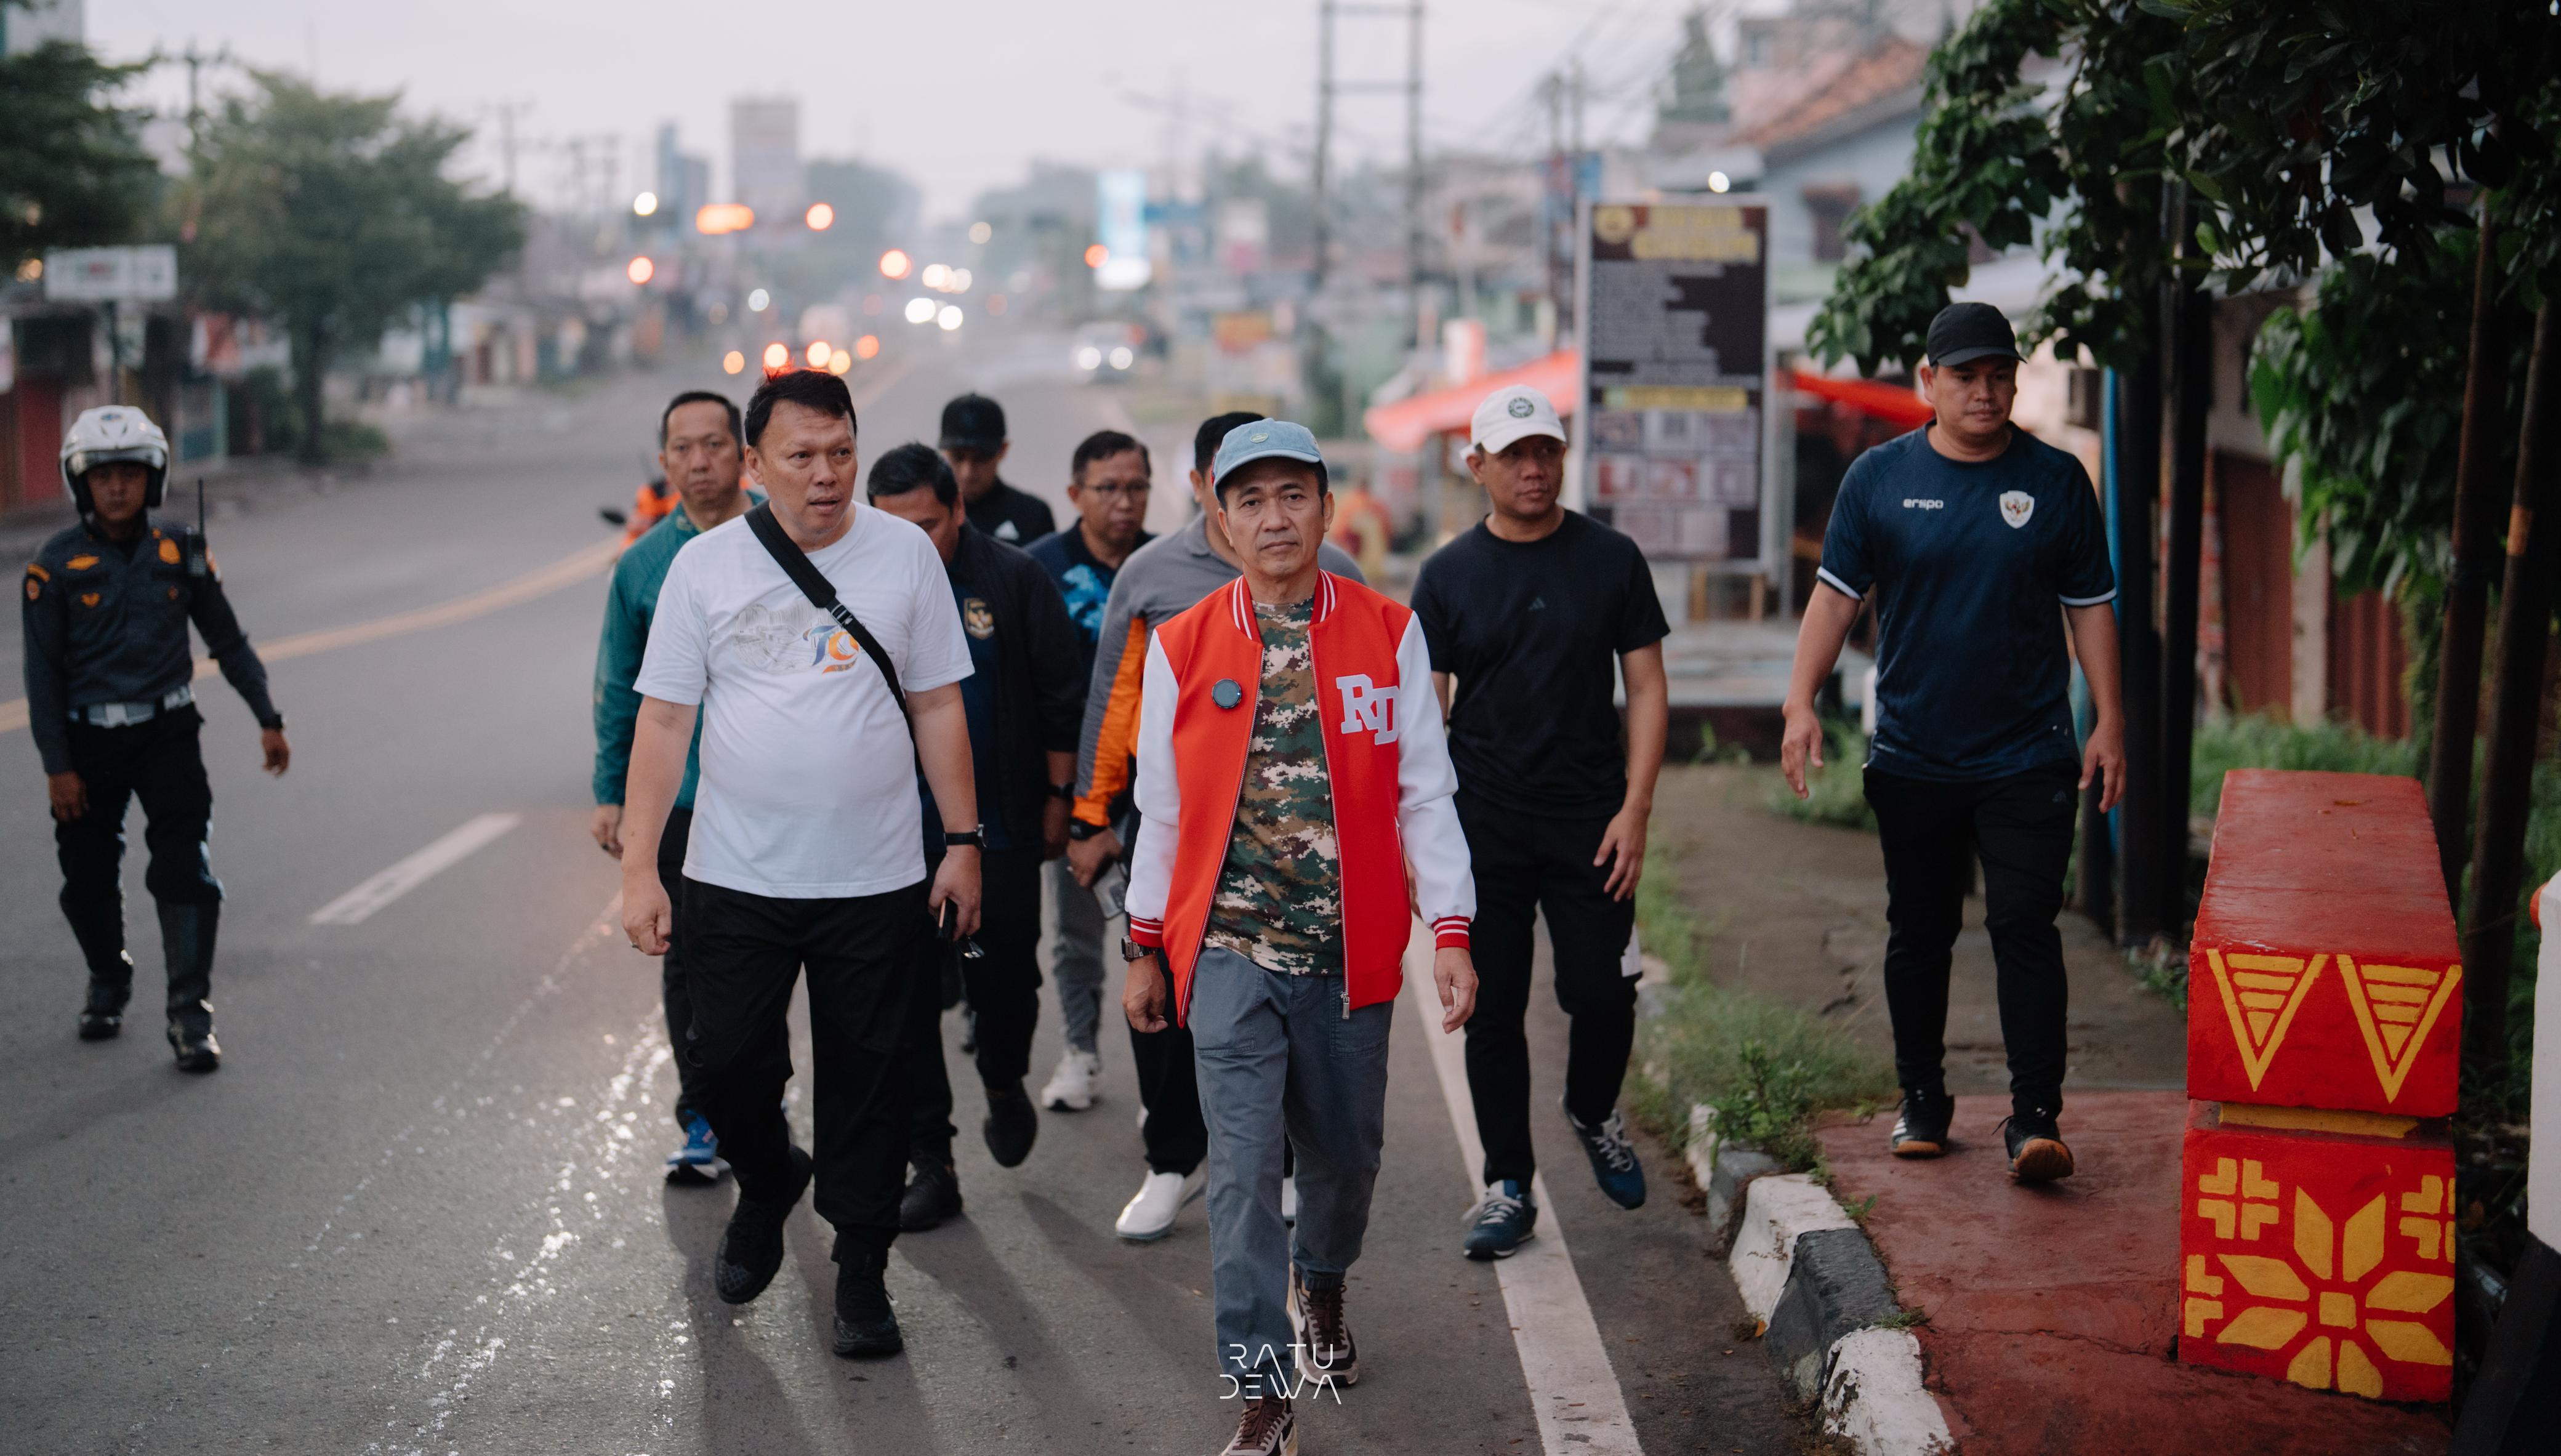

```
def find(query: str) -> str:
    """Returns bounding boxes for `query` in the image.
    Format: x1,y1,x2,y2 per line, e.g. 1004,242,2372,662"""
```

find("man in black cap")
1778,300,2123,1185
939,393,1057,545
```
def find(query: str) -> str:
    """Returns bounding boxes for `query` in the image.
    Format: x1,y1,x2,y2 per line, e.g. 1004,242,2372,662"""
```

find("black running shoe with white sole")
1889,1087,1953,1158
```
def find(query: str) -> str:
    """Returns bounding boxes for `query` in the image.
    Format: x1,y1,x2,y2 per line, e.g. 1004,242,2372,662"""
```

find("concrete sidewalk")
1815,1092,2451,1455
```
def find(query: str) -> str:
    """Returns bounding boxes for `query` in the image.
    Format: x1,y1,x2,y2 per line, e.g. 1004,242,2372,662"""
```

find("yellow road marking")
0,537,619,736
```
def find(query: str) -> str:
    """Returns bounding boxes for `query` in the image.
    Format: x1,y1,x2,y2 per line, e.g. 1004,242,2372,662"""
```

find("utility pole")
1405,0,1425,350
1311,0,1335,295
489,100,534,198
175,41,233,147
1544,69,1566,331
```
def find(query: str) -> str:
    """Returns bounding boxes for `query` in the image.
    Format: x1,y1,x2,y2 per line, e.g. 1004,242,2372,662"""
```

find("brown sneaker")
1217,1396,1296,1456
1288,1266,1359,1387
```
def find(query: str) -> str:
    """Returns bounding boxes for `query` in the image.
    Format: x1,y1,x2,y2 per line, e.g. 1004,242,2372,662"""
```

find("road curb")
1684,1105,1785,1243
1695,1106,1955,1455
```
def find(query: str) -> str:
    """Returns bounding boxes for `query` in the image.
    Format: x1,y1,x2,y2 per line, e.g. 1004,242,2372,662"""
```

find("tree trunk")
2116,339,2165,946
2159,186,2213,938
2459,302,2561,1098
294,317,329,467
2427,206,2513,903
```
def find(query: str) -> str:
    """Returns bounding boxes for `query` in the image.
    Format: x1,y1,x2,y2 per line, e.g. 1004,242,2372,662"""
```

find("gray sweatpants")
1188,944,1393,1391
1044,858,1108,1055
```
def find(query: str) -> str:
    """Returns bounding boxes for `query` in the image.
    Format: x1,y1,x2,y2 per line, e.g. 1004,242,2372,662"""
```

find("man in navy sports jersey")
1779,302,2124,1185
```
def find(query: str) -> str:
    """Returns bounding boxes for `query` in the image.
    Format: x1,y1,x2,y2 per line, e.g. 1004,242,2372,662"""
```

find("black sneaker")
714,1144,812,1303
79,981,129,1041
168,1017,222,1074
831,1249,903,1358
2001,1111,2075,1183
899,1159,963,1232
1888,1087,1952,1158
982,1080,1038,1168
1562,1098,1647,1209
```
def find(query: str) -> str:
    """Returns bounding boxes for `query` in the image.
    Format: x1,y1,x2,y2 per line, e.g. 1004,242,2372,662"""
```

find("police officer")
22,406,291,1071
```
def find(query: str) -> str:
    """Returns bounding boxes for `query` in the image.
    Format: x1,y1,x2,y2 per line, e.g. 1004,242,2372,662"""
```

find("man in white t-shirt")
618,368,983,1362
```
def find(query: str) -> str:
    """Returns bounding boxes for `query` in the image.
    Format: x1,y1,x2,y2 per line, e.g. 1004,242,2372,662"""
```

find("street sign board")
43,245,179,304
1574,199,1775,568
1096,169,1152,291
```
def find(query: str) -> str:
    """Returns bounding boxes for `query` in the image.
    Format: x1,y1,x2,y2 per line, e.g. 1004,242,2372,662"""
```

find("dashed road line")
312,813,523,925
1402,930,1647,1456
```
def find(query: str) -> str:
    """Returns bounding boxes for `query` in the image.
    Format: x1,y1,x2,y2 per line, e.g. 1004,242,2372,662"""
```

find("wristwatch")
1049,781,1077,802
1120,936,1159,963
944,827,984,848
1067,819,1105,842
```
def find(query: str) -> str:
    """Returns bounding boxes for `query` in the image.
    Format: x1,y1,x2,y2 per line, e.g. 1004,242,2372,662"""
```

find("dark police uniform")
22,518,281,1039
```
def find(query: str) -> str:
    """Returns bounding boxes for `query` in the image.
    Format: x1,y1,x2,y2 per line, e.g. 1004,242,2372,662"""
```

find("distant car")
1071,322,1140,382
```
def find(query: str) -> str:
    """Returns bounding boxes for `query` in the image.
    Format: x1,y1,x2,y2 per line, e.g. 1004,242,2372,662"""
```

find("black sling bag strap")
742,502,909,717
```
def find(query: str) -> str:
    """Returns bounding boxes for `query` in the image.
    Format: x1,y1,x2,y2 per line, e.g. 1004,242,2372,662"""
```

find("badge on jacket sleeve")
1998,490,2035,528
1212,678,1243,709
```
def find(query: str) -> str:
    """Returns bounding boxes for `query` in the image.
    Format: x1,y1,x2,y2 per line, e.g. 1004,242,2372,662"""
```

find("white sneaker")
1114,1168,1195,1241
1040,1048,1102,1111
1280,1174,1297,1225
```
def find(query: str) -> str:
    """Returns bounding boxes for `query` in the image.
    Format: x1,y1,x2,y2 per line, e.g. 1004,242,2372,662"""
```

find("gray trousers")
1188,944,1393,1390
1044,858,1108,1055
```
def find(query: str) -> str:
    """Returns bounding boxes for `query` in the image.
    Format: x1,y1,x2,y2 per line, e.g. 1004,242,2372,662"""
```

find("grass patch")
1628,845,1894,1172
1764,720,1876,831
2190,713,2417,818
2126,939,2189,1014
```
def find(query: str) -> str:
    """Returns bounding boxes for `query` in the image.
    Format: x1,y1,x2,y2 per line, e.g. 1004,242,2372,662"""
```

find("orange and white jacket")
1126,572,1474,1025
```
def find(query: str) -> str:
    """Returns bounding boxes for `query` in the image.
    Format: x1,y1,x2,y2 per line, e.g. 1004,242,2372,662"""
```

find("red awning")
1790,368,1934,428
1364,353,1931,448
1364,350,1581,452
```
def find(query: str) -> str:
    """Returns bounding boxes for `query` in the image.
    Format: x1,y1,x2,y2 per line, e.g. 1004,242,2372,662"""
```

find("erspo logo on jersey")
1334,675,1401,744
805,622,864,672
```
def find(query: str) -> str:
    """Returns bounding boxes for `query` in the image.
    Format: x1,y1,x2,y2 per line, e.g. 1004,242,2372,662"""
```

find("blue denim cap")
1211,419,1327,488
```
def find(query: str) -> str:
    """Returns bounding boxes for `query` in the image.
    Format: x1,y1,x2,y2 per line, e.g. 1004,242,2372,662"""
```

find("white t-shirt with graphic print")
635,505,974,898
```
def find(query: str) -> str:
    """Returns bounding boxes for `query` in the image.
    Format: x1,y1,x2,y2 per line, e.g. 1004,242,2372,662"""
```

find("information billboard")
1573,201,1774,568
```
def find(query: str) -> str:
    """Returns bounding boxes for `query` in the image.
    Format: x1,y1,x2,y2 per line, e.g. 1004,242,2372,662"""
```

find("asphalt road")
0,332,1799,1455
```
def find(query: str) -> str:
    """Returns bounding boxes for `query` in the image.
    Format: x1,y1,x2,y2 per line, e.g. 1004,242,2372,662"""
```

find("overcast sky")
90,0,1734,222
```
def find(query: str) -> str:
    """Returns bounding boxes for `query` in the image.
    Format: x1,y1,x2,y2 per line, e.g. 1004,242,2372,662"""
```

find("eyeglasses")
1080,481,1151,499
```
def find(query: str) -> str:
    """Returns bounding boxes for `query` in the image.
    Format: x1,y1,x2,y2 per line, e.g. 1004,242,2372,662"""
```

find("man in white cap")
1410,383,1670,1260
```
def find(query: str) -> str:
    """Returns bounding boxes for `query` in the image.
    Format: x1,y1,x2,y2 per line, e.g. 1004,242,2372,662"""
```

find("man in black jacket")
865,443,1085,1229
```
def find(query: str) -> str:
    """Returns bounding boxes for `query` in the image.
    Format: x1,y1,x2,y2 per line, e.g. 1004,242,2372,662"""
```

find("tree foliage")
1811,0,2561,605
180,74,523,461
0,39,159,270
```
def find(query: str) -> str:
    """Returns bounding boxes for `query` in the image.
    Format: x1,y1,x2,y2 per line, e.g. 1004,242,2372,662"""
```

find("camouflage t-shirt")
1204,597,1343,976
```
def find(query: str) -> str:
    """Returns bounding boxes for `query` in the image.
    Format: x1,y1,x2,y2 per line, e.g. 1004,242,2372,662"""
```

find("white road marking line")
1403,930,1646,1456
311,813,523,925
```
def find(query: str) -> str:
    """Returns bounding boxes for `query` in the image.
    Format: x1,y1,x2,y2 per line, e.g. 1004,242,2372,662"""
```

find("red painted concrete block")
2188,771,2461,1117
2177,1102,2455,1404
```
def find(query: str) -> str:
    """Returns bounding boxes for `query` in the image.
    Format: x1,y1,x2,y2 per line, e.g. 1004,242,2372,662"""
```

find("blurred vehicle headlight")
904,297,936,324
1075,346,1103,370
1108,346,1134,370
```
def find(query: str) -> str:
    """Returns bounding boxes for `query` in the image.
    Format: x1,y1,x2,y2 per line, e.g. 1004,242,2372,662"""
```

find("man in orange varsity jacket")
1119,420,1477,1456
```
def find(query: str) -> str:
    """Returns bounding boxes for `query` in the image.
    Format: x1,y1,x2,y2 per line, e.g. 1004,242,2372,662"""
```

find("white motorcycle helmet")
60,404,172,516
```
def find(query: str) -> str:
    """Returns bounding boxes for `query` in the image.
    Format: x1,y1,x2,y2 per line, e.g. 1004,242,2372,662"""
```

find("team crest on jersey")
1998,490,2035,528
962,596,996,639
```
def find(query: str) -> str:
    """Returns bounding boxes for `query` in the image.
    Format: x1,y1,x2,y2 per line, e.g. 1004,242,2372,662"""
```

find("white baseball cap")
1470,384,1567,455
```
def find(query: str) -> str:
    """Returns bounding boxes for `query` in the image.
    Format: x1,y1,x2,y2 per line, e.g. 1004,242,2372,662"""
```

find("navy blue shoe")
1563,1100,1647,1209
665,1110,728,1186
1461,1180,1538,1260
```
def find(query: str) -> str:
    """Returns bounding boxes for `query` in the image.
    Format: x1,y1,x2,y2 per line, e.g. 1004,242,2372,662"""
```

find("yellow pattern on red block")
2187,771,2461,1116
2177,1103,2453,1403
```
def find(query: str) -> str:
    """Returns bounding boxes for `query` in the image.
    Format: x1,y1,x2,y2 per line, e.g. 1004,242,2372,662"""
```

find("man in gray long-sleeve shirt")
23,406,289,1071
1061,411,1361,1241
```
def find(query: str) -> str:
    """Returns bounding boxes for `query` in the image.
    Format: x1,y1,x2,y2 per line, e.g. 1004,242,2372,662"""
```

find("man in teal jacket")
592,390,755,1183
